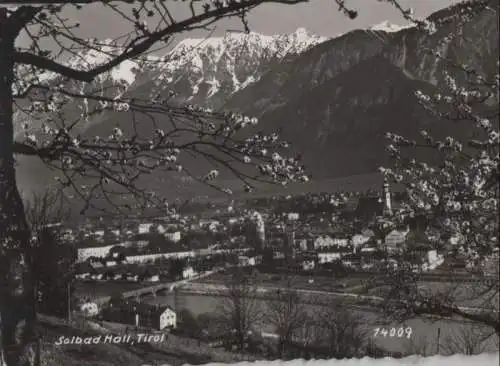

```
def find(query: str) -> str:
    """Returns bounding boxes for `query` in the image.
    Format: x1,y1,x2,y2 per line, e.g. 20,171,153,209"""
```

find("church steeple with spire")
382,178,393,216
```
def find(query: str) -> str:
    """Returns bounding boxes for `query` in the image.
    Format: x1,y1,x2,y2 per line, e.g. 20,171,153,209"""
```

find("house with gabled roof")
103,300,176,330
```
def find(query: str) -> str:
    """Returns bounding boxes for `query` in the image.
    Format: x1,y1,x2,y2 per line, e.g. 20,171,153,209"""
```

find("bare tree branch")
215,268,262,351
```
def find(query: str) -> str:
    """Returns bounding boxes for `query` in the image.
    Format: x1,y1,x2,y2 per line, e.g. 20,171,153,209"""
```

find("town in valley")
40,177,498,360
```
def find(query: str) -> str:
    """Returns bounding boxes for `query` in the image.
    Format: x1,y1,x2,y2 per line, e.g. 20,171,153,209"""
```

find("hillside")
38,316,206,366
223,0,498,177
38,315,256,366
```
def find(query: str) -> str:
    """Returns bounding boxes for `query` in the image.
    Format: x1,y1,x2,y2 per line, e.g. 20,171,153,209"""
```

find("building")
482,253,499,276
362,229,375,238
125,251,194,264
314,235,335,250
273,251,286,260
157,225,166,234
284,225,297,261
251,211,266,249
77,245,116,262
351,233,371,248
94,230,105,239
133,240,149,249
331,236,350,247
426,250,444,270
342,253,362,268
138,223,155,234
182,265,196,279
447,232,465,246
238,255,262,267
80,302,99,317
104,301,176,330
296,237,308,251
295,233,314,251
147,275,160,282
105,260,118,267
164,231,181,243
318,252,342,264
382,178,393,216
384,228,409,252
199,219,220,231
360,244,377,253
301,259,315,271
60,229,75,242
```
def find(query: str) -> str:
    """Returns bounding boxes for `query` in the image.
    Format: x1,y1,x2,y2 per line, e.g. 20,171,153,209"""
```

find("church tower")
252,211,266,249
382,178,393,216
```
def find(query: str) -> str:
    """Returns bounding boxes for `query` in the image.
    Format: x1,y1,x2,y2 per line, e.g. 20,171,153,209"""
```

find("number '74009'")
373,327,413,338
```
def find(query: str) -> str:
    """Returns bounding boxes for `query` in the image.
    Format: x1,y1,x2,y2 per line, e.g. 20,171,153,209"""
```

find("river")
139,291,499,355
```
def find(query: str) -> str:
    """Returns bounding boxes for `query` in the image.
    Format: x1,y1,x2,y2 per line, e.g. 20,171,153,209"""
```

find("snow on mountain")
17,38,160,93
14,27,325,141
154,27,327,105
66,39,119,71
64,39,164,88
369,20,414,33
168,27,326,64
27,28,325,107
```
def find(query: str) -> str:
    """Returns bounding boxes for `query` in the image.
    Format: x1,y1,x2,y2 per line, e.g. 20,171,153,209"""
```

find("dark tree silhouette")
168,258,187,280
264,277,308,359
23,189,69,233
316,302,367,358
403,324,499,356
440,324,499,355
32,228,75,318
216,269,261,351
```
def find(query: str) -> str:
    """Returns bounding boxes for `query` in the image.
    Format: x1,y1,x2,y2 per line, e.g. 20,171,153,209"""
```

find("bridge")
122,282,178,298
91,271,498,310
91,282,181,306
92,270,219,306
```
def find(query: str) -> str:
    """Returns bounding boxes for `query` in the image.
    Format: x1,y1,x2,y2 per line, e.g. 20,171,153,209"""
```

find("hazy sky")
17,0,462,50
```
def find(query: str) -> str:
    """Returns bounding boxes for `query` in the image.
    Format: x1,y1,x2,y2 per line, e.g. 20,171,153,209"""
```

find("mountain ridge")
221,0,498,178
15,0,499,199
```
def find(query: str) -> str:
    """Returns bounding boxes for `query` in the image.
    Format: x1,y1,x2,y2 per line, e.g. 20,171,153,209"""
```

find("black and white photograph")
0,1,498,366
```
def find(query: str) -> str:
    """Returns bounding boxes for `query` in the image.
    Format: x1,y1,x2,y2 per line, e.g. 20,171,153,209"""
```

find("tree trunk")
0,25,38,366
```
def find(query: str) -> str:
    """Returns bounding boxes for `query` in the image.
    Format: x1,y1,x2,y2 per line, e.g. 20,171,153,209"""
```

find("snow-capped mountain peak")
168,27,326,61
17,28,325,108
369,20,414,33
156,28,327,105
63,38,162,87
290,27,325,43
